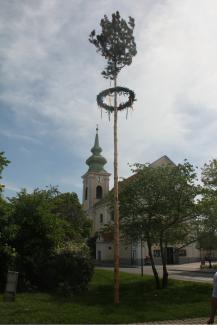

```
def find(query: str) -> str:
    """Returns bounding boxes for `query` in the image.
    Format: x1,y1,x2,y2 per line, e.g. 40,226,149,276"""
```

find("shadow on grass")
52,270,211,308
0,270,212,324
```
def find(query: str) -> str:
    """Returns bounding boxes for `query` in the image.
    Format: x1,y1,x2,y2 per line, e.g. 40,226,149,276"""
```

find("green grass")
201,264,217,269
0,269,212,324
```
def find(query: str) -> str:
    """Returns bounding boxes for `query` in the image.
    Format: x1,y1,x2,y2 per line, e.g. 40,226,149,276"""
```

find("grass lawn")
0,269,212,324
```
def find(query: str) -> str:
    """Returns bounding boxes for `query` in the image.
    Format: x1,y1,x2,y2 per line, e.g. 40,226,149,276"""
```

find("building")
82,129,201,265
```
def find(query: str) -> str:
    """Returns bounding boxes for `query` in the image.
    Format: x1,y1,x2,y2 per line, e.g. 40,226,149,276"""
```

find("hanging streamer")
97,87,136,112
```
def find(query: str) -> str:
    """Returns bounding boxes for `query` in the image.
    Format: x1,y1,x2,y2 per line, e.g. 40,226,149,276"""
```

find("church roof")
150,155,176,167
93,155,176,208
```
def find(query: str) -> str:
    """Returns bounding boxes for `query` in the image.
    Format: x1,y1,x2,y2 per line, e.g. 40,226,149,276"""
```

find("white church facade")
82,129,201,265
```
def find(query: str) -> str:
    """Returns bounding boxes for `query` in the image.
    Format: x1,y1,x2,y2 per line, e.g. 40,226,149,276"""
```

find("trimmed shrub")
37,245,94,295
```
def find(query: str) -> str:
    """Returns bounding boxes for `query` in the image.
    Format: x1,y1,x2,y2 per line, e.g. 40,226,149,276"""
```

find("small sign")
4,271,19,302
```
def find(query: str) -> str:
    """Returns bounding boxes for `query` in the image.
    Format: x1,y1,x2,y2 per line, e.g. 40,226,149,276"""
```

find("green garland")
97,86,136,112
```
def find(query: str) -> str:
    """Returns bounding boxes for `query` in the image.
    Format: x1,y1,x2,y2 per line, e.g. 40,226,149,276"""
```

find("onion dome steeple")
86,126,107,172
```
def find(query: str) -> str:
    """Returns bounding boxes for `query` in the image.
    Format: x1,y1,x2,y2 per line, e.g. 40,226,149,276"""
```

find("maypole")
89,11,137,304
113,72,119,304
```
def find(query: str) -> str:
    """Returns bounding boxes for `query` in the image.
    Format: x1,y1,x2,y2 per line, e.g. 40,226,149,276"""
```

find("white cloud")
4,182,32,193
4,183,21,192
0,129,41,144
115,0,217,175
1,0,217,190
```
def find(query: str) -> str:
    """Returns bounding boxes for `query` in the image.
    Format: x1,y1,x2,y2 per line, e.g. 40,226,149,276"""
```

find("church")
82,128,201,265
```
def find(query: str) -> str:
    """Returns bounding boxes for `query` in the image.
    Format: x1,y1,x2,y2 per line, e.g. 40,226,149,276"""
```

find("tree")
0,152,10,193
0,153,13,288
197,230,217,268
89,11,137,79
9,188,64,287
0,196,16,289
52,192,91,241
201,159,217,190
198,159,217,266
119,160,198,288
89,11,137,304
8,187,92,289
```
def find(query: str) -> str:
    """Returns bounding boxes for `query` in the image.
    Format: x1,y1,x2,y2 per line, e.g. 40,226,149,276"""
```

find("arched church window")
85,187,88,200
96,185,103,199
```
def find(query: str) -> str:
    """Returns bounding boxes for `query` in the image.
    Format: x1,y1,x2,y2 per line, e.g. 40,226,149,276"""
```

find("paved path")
127,262,214,283
130,318,208,324
98,263,213,323
98,262,215,283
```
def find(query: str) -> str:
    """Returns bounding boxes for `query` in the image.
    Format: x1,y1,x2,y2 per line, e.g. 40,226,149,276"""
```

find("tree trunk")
140,239,144,277
160,238,168,288
209,249,212,268
113,74,120,304
146,235,160,289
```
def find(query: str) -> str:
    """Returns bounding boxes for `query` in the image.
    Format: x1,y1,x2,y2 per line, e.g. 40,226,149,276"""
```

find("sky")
1,0,217,201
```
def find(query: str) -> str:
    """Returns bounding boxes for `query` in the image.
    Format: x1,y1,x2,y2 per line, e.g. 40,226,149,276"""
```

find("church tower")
82,127,110,213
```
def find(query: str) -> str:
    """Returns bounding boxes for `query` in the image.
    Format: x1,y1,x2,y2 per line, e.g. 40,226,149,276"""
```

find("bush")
6,188,92,292
37,245,94,295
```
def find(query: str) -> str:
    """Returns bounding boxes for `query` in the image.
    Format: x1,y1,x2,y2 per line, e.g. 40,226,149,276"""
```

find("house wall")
96,238,201,265
96,241,114,262
96,240,132,264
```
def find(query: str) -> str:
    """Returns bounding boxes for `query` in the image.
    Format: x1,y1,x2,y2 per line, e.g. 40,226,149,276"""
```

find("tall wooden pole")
113,74,120,304
89,11,136,305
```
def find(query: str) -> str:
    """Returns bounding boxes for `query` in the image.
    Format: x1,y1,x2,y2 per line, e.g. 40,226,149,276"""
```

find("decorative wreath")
97,86,136,112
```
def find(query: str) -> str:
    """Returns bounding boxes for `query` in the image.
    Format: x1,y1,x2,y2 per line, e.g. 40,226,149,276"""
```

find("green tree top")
202,159,217,191
52,192,91,240
89,11,137,79
198,159,217,255
120,160,198,230
0,152,10,193
119,160,199,288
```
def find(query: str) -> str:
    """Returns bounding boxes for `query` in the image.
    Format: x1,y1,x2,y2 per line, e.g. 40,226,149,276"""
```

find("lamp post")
89,11,137,304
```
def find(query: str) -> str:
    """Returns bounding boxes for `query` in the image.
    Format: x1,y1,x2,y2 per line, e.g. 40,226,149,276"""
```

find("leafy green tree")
52,192,91,241
198,159,217,266
0,197,17,289
197,230,217,267
201,159,217,190
0,152,93,292
0,152,10,193
0,153,13,288
119,160,198,288
9,188,65,287
89,11,137,79
8,187,91,289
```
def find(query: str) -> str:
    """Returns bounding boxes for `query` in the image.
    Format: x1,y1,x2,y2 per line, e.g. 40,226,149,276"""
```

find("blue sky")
1,0,217,201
